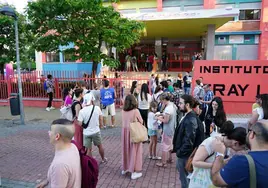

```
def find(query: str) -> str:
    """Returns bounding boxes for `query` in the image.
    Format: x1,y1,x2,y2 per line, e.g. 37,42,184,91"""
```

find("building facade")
37,0,267,73
105,0,267,71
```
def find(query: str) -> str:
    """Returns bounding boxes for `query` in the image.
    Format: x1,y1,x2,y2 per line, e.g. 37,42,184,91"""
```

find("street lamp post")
1,6,25,125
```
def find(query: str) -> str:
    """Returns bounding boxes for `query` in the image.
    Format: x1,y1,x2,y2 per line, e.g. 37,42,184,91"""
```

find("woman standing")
138,83,152,130
130,81,139,99
121,95,144,180
72,88,84,149
62,87,73,107
152,53,158,73
204,97,227,138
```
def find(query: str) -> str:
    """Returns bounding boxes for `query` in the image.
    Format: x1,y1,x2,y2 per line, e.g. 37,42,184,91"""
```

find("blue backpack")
44,81,48,91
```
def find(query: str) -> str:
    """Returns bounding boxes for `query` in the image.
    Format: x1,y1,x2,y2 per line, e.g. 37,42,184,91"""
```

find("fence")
0,71,150,108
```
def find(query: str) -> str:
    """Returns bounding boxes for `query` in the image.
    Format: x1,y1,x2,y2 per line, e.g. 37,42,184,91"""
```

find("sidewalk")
0,106,250,187
0,121,180,188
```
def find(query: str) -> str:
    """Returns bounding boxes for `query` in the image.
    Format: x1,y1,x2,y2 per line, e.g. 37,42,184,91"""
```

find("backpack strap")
245,154,257,188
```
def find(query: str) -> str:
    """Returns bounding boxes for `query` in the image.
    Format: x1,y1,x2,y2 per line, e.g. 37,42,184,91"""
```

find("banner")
193,60,268,113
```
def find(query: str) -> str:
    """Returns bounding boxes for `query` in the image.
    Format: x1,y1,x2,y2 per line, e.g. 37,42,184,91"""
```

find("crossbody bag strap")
245,154,257,188
85,105,95,127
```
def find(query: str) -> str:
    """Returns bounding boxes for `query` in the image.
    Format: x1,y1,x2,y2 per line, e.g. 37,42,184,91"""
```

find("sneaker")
46,107,50,112
131,172,142,180
148,156,152,159
121,170,128,175
101,158,108,164
50,107,55,110
152,156,162,160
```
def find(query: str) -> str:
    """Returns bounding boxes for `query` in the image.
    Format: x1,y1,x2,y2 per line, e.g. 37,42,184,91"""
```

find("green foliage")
26,0,144,68
0,3,36,73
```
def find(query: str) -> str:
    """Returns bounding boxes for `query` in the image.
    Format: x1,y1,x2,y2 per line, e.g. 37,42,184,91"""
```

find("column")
155,38,162,70
204,0,215,9
205,24,216,60
157,0,162,12
258,1,268,60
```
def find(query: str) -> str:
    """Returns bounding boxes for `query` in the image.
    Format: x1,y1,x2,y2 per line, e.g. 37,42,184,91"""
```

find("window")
239,9,261,20
46,52,59,63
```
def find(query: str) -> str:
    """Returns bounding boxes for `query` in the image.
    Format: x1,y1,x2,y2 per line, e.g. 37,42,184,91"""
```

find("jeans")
184,87,191,95
176,157,189,188
47,92,53,108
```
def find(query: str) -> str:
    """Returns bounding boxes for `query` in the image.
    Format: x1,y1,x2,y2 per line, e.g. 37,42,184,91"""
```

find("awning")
122,8,239,38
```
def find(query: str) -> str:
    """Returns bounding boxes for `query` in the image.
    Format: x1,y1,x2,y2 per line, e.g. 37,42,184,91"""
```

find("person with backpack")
45,74,55,112
189,121,247,188
172,94,200,188
211,121,268,188
36,119,81,188
77,93,107,163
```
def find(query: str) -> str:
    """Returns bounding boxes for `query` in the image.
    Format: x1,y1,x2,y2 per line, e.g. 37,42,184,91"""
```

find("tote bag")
130,117,148,143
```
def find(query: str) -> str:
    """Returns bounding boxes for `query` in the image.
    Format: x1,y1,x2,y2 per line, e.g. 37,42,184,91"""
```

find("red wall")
193,60,268,114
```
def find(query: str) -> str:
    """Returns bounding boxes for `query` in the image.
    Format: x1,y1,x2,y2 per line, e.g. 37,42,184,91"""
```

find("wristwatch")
216,152,224,158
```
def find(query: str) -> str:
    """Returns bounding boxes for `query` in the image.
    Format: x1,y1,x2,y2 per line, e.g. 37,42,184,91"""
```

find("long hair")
140,83,149,101
154,86,162,94
123,95,138,111
130,81,137,94
261,94,268,119
63,87,71,101
207,97,226,128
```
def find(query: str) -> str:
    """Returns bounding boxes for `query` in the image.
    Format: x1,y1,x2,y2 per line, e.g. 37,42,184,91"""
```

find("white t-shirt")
78,105,102,136
253,107,264,120
83,92,95,106
138,93,152,110
148,112,157,130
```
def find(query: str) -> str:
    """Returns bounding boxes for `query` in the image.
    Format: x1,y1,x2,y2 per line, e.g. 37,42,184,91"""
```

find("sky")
0,0,29,13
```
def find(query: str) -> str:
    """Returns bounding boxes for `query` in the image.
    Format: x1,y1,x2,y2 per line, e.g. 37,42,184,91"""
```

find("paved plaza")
0,106,250,188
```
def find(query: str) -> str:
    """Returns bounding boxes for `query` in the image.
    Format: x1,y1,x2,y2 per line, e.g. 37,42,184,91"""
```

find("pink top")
47,144,81,188
65,95,72,106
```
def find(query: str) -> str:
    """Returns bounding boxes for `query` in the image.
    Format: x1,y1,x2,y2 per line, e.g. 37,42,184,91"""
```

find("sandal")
156,163,167,168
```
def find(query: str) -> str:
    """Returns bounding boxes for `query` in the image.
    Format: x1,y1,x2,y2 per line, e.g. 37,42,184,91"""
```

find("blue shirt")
220,151,268,188
203,90,214,109
100,88,115,106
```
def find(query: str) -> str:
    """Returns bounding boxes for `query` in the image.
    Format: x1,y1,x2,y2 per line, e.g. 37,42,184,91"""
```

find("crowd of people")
39,72,268,188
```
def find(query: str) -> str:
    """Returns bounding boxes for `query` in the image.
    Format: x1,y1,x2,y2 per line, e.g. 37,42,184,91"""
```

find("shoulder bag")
245,154,257,188
130,114,148,143
82,105,95,129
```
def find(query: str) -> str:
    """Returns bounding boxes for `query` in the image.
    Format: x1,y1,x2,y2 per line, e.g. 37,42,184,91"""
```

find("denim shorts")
148,129,157,136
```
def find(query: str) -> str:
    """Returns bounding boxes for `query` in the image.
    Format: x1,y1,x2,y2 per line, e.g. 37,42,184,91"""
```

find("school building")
36,0,267,73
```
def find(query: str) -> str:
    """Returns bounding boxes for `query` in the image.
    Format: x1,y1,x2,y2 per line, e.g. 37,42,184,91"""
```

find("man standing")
36,119,81,188
173,94,199,188
183,72,192,95
100,80,117,128
211,121,268,187
78,94,107,163
200,84,214,111
45,74,55,112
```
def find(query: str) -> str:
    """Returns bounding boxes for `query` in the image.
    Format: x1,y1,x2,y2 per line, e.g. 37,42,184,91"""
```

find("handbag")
130,116,148,143
185,148,215,173
60,106,73,121
82,105,95,129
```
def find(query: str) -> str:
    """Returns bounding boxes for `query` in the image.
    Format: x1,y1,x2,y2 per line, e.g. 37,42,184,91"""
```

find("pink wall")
258,1,268,60
204,0,215,9
157,0,162,12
